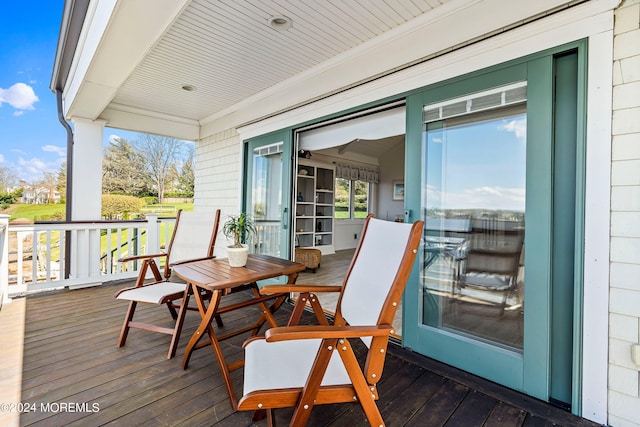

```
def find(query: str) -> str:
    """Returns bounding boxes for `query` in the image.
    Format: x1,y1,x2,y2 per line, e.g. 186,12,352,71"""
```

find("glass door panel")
404,50,583,405
245,131,292,259
251,143,283,256
422,103,526,352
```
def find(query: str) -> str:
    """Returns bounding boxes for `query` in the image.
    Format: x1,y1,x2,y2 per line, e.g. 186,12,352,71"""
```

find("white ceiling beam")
101,104,199,140
63,0,191,121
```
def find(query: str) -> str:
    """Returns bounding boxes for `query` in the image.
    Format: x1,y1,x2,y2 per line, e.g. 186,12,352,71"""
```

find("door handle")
404,209,412,223
282,207,289,229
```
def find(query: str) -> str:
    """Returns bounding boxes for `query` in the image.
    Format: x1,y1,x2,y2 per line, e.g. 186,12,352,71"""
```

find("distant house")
20,184,60,205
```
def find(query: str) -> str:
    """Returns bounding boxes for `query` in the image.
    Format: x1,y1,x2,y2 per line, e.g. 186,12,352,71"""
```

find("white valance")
336,163,379,184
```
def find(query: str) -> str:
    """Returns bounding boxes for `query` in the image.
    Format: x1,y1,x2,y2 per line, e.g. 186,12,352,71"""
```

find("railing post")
146,214,160,255
0,215,9,308
68,225,103,289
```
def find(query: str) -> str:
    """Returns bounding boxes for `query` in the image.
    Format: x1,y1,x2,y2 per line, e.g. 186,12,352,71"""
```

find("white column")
68,118,105,288
71,118,106,220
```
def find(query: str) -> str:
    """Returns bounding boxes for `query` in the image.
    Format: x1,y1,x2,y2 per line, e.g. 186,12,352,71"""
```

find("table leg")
250,272,298,334
182,286,219,369
182,286,239,410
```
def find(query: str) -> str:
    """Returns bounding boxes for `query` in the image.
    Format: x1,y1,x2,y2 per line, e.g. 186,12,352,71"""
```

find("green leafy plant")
101,194,143,219
222,213,256,248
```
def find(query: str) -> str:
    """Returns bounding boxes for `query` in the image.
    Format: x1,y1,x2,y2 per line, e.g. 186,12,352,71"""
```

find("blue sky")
0,1,139,184
0,1,66,182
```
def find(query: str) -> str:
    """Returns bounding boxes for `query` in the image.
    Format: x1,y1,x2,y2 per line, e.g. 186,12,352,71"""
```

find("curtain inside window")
335,163,379,184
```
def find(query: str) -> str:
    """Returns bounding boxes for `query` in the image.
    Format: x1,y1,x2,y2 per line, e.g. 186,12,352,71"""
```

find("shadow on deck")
0,282,600,426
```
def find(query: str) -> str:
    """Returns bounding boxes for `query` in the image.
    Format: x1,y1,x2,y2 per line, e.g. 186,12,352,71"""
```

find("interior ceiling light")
181,84,196,92
269,15,292,31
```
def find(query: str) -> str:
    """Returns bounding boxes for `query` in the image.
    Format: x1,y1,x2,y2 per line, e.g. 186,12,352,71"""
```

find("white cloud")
13,111,24,117
498,117,527,141
108,134,123,144
16,157,63,181
0,83,39,110
426,185,525,211
18,157,47,174
42,145,66,157
0,154,4,163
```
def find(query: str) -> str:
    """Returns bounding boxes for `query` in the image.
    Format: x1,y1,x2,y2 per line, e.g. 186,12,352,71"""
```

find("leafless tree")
134,134,187,203
0,166,18,192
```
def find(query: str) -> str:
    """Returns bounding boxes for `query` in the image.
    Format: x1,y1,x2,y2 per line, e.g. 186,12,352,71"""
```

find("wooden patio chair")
114,209,221,359
451,231,524,315
237,215,423,426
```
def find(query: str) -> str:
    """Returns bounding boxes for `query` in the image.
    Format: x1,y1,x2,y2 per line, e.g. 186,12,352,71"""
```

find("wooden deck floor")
0,282,601,427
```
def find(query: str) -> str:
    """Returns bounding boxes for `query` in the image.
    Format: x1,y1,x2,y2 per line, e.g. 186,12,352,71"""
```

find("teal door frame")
402,42,586,407
243,129,294,261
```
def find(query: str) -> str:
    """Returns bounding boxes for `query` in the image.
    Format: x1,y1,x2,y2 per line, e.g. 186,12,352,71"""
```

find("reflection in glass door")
422,83,526,352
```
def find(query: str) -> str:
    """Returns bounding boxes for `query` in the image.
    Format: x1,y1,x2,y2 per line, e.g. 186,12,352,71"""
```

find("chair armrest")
169,255,216,266
264,324,393,342
118,253,167,263
259,284,342,295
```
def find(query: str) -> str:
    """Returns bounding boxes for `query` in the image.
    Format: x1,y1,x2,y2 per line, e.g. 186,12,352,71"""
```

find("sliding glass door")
244,130,293,259
404,47,583,406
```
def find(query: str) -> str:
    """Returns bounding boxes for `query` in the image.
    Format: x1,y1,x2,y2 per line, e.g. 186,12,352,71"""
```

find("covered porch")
42,0,640,424
1,282,598,426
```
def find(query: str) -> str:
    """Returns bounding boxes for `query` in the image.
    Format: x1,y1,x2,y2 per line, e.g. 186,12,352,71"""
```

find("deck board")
0,282,602,427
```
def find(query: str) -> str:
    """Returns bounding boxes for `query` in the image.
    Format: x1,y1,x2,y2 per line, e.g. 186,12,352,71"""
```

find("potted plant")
222,212,256,267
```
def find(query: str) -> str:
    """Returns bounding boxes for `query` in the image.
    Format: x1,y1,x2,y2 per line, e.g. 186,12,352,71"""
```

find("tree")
177,148,195,197
0,166,17,192
0,166,20,208
102,138,149,196
56,162,66,196
135,134,186,203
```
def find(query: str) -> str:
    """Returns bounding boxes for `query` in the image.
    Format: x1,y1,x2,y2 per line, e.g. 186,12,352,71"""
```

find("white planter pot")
227,245,249,267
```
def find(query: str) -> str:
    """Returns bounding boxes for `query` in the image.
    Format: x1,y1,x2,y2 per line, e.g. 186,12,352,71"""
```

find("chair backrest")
336,216,423,343
462,232,523,284
165,209,221,277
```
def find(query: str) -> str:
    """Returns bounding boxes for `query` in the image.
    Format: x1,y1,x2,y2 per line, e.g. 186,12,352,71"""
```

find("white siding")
609,1,640,425
194,129,242,255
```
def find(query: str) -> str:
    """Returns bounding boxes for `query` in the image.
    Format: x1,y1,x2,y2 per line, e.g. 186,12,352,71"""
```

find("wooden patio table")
172,253,306,409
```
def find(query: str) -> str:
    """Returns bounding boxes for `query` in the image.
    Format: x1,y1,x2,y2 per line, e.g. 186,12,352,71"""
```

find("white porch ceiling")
88,0,452,130
64,0,585,140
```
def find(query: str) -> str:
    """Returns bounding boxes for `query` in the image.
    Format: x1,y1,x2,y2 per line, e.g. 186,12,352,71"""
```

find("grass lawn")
3,202,194,221
3,203,66,221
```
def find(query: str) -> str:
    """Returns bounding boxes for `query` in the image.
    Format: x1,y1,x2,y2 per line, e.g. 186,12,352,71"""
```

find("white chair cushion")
340,218,413,346
116,282,186,304
243,338,351,395
170,211,218,264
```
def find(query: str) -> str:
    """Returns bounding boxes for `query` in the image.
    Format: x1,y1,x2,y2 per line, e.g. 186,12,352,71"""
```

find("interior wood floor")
0,282,600,427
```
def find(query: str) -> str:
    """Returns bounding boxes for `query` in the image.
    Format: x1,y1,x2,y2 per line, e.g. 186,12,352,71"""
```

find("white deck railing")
0,215,9,307
0,215,283,305
253,220,281,258
0,214,176,302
